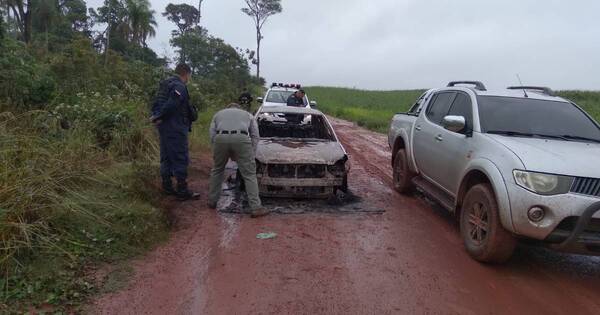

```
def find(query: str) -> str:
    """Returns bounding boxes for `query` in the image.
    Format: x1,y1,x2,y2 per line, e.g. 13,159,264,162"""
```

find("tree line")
0,0,283,81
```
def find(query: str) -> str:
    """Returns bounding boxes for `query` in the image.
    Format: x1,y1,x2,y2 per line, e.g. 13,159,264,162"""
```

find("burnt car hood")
256,139,346,165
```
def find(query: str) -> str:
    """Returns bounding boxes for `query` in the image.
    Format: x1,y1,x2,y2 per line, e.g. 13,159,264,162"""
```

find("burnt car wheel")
393,149,415,194
460,183,516,263
340,173,348,193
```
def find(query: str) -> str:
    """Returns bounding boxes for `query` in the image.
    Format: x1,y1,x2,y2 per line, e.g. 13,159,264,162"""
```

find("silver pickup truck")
388,81,600,263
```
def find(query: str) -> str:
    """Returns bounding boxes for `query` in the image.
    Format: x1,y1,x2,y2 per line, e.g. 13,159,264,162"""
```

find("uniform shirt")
209,107,260,149
286,94,305,107
154,76,193,135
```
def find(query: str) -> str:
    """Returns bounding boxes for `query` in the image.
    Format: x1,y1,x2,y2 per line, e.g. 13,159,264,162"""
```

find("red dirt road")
91,118,600,315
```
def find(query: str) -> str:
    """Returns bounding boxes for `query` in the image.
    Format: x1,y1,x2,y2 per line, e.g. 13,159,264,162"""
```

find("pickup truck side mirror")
310,101,318,108
442,115,466,133
257,97,263,103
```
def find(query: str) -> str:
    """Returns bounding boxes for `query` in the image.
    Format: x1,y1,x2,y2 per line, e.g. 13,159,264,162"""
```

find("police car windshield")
478,96,600,142
266,90,295,103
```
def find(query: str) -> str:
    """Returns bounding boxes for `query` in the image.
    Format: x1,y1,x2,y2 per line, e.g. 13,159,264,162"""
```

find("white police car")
257,83,317,109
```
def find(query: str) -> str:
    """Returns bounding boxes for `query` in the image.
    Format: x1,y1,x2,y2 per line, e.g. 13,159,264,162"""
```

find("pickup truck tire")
393,149,415,193
460,183,516,263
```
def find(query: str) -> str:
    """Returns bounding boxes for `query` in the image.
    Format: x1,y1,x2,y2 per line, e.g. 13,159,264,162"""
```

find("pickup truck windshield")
477,96,600,142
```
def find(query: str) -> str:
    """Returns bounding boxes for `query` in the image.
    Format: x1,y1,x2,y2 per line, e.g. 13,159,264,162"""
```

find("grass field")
306,87,600,134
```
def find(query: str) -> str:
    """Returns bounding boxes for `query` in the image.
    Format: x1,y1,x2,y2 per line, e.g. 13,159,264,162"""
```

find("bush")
0,39,56,108
0,107,164,310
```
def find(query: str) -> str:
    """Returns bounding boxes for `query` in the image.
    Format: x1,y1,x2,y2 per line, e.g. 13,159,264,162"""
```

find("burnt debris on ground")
217,167,384,215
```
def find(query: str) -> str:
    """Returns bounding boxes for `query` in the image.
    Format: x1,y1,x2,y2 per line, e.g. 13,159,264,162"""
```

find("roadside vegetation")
306,87,425,133
0,0,260,312
306,87,600,133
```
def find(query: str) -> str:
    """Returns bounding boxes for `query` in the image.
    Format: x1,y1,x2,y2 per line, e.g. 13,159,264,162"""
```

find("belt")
217,130,248,135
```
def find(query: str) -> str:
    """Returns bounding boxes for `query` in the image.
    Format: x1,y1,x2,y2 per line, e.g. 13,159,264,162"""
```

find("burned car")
254,106,349,198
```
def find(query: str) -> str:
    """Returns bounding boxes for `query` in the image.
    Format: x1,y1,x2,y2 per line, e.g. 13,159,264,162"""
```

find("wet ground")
91,117,600,315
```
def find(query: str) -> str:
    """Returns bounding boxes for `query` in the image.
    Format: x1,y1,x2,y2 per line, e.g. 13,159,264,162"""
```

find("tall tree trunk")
197,0,203,25
22,1,32,43
104,25,110,66
256,27,261,79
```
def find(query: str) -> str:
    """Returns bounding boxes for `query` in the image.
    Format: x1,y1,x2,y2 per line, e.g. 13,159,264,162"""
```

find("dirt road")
92,118,600,315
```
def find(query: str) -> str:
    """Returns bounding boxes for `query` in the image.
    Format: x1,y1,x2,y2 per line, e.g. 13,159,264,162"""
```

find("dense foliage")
0,0,260,311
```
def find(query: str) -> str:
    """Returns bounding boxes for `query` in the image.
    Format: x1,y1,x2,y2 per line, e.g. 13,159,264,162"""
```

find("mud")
91,118,600,315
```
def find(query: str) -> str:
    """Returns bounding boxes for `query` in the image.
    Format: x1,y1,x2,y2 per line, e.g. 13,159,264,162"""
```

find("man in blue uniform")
150,64,200,201
286,89,306,107
285,89,306,123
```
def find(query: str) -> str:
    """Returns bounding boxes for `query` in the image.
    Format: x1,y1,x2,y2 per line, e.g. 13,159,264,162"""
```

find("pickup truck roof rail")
507,86,556,97
447,81,487,91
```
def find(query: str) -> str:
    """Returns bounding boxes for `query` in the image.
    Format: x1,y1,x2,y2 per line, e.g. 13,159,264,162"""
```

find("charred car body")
254,106,349,198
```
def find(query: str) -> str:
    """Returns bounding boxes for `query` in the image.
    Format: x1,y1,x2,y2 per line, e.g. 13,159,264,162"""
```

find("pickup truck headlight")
513,170,574,195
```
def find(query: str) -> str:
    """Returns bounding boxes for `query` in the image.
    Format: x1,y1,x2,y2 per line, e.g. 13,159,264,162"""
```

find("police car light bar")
271,83,302,89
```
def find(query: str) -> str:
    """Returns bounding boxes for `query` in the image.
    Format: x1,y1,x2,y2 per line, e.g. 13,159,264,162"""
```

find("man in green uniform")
208,103,269,218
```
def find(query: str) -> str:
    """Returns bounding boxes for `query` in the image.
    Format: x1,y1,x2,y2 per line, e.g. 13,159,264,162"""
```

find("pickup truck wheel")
393,149,414,193
460,183,516,263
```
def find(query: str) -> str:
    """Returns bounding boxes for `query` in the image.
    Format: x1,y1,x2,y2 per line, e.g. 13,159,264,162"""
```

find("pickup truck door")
430,92,475,194
413,91,457,186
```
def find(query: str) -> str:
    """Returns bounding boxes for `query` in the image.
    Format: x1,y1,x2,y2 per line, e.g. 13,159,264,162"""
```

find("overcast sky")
88,0,600,90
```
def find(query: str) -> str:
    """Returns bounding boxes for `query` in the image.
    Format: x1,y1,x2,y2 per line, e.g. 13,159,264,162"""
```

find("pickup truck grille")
571,177,600,197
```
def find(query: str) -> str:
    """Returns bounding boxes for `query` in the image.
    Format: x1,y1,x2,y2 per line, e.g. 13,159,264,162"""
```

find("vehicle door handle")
415,125,422,131
435,135,443,141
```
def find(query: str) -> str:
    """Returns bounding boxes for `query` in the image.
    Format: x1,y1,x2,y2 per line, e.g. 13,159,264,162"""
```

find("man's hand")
149,115,162,125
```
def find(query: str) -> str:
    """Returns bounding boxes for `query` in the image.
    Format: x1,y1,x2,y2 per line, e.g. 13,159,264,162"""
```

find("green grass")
557,90,600,122
306,87,600,133
306,87,425,133
0,105,168,312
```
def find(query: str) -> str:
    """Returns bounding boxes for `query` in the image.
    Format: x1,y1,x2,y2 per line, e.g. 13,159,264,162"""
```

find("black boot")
162,177,176,196
176,179,200,201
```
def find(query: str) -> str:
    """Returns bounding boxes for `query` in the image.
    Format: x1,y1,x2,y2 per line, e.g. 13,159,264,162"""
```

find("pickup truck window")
408,92,428,115
478,96,600,142
426,92,456,125
447,93,473,131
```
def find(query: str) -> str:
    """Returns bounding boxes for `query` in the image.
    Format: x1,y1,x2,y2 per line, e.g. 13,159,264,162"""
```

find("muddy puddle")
217,164,385,215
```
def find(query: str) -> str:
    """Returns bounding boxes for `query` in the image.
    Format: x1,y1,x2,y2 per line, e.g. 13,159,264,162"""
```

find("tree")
90,0,126,63
124,0,156,47
0,8,5,41
170,28,254,98
32,0,59,50
241,0,281,79
163,3,198,36
6,0,34,42
197,0,203,24
59,0,89,33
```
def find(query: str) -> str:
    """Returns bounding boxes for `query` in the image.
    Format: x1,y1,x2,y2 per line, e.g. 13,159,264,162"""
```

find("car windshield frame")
477,96,600,143
257,112,336,142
